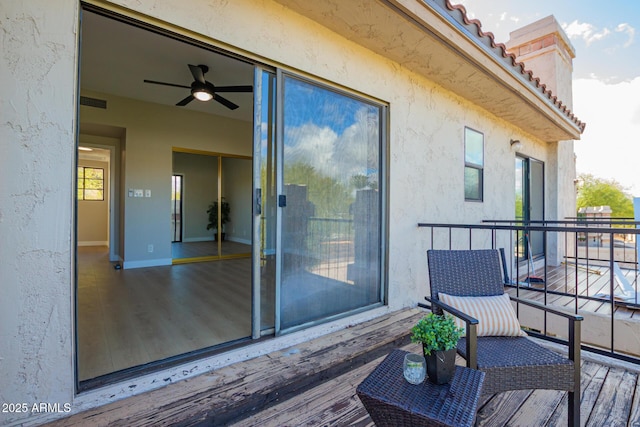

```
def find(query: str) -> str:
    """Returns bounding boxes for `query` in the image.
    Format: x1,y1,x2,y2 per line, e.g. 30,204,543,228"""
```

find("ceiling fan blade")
176,95,195,106
213,94,239,110
144,79,191,89
188,64,206,84
214,85,254,93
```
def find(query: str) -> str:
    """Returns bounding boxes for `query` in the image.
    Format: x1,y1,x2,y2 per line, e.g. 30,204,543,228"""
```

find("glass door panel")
254,69,277,336
278,75,383,331
515,156,545,261
515,157,526,261
529,159,545,258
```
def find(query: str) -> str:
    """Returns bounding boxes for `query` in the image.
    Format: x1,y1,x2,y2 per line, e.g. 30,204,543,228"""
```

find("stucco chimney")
506,15,576,109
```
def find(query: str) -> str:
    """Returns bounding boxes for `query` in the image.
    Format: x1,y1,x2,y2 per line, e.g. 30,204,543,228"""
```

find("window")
77,166,104,201
464,127,484,201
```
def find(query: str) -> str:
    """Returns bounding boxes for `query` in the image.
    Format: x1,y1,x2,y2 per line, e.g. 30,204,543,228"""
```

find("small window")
77,167,104,201
464,127,484,201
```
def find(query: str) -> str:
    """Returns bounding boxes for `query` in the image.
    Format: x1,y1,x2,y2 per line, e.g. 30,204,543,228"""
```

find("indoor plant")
206,197,231,241
410,313,463,384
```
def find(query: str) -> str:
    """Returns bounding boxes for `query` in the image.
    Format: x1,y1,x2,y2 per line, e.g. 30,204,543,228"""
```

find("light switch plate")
134,189,143,197
145,189,151,198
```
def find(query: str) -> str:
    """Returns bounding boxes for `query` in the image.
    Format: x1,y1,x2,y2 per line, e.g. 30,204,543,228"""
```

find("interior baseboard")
123,258,172,269
78,241,109,247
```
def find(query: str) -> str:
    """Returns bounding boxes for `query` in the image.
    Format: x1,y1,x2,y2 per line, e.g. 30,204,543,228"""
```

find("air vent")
80,96,107,109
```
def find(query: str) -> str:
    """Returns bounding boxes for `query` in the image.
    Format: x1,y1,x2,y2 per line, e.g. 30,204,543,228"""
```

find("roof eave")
272,0,584,142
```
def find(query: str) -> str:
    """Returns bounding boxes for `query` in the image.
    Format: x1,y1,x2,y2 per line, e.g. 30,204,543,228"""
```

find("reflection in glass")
171,151,252,260
280,76,382,330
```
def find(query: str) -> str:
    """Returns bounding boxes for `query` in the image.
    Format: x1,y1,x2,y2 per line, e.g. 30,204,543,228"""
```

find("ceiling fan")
144,64,252,110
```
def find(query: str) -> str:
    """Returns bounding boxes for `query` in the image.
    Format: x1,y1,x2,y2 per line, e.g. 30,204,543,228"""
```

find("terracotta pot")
424,347,456,384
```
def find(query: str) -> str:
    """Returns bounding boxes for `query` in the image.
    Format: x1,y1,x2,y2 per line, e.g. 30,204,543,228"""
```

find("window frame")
464,127,484,202
77,166,105,201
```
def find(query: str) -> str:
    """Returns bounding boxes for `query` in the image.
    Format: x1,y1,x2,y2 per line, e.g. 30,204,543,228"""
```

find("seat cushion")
439,292,526,337
457,336,575,394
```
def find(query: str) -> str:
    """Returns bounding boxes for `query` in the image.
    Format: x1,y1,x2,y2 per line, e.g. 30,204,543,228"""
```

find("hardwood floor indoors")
77,246,252,381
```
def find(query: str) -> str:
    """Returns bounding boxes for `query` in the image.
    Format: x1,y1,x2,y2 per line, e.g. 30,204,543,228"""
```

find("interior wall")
77,159,109,245
80,90,253,268
223,157,253,244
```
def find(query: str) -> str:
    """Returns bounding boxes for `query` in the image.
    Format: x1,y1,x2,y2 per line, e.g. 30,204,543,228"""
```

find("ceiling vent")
80,96,107,109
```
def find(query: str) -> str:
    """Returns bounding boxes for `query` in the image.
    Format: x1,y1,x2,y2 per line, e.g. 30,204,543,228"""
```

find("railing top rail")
417,222,640,234
483,219,640,227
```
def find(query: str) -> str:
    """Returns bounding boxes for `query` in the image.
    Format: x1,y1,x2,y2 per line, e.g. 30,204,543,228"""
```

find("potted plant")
411,313,463,384
206,197,231,241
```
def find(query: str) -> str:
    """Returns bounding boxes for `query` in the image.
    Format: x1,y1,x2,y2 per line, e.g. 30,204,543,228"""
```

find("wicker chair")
425,249,583,427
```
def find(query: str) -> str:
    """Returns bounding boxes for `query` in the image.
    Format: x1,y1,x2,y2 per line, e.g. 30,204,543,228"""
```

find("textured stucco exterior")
0,0,580,425
1,0,79,424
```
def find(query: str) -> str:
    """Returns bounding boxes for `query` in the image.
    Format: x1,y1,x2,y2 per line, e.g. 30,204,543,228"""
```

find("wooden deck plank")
475,390,533,427
506,389,564,427
586,367,637,426
45,309,422,427
545,360,605,427
627,370,640,427
228,350,390,426
45,304,640,427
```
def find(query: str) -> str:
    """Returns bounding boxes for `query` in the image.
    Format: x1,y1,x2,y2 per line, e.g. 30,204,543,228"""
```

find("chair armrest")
509,295,582,366
424,296,479,369
509,296,584,322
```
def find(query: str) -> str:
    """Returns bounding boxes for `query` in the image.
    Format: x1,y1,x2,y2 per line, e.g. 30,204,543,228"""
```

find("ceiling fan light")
193,89,213,102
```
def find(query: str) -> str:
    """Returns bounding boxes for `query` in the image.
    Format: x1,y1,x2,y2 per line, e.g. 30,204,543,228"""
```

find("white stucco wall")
0,0,79,425
0,0,575,424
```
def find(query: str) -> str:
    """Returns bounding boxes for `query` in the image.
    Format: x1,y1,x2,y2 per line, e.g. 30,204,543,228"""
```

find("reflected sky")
282,76,380,186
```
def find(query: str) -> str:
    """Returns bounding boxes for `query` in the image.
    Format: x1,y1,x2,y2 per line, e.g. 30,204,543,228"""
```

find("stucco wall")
0,0,575,424
0,0,79,425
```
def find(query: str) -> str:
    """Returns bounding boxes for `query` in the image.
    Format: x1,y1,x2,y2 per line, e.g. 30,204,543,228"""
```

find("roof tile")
443,0,586,133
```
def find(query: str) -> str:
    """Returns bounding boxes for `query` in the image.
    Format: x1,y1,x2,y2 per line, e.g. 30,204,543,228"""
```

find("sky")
456,0,640,195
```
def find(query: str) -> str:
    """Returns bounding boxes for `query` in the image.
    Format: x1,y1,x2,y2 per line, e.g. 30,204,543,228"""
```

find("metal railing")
418,219,640,364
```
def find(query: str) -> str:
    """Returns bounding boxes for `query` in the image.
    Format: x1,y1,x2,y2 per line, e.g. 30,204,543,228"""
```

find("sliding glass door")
515,156,545,260
276,74,385,332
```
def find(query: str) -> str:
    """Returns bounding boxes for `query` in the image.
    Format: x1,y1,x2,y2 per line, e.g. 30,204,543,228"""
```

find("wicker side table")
357,349,485,427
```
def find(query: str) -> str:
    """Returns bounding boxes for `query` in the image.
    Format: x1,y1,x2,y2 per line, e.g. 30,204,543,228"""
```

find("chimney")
506,15,576,109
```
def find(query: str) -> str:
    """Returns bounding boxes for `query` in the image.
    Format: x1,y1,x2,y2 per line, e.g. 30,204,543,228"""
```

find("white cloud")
562,20,611,45
615,23,635,48
284,108,379,184
573,77,640,195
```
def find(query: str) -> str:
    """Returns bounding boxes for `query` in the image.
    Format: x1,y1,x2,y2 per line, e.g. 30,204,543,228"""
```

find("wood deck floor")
46,308,640,427
232,349,640,427
507,262,640,359
511,263,640,317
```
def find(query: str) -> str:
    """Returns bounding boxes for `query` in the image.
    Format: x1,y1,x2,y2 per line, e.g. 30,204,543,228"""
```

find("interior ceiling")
80,11,255,122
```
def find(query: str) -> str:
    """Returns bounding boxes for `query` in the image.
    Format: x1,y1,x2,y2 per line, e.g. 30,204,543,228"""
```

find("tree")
576,173,634,219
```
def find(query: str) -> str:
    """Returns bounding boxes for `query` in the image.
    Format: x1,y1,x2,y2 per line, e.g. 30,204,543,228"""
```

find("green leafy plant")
411,313,463,355
206,197,231,232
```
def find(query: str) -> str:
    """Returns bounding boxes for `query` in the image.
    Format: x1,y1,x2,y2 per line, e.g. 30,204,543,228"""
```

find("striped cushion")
439,292,526,337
